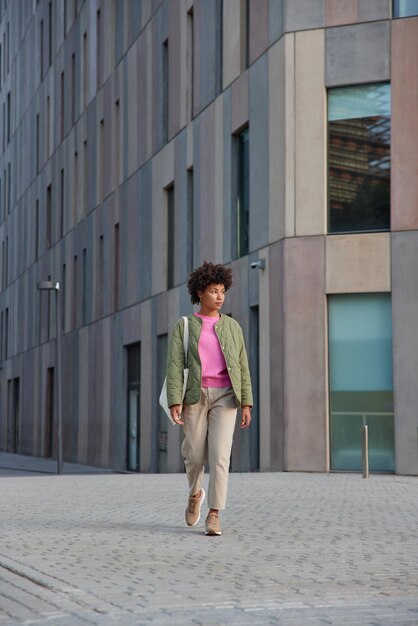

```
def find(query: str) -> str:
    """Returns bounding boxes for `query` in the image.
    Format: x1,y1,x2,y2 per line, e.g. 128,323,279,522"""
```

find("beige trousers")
181,387,238,510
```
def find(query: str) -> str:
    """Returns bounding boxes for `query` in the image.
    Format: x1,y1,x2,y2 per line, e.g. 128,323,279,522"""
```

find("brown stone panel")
249,0,269,65
391,17,418,231
269,241,285,470
326,0,358,26
392,232,418,475
283,236,328,472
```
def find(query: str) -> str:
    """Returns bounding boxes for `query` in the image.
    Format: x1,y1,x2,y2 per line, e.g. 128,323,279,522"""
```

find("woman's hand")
240,406,252,429
170,405,184,425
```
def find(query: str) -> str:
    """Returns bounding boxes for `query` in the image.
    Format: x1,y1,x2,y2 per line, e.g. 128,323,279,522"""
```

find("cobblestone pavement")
0,469,417,625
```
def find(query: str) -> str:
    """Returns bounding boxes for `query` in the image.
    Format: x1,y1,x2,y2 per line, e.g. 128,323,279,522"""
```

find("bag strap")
182,316,189,363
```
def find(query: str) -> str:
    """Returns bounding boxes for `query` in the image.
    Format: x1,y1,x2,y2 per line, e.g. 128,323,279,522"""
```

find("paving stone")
0,469,417,625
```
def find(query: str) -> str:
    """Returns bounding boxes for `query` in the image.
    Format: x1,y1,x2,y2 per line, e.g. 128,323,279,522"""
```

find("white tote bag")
159,316,189,425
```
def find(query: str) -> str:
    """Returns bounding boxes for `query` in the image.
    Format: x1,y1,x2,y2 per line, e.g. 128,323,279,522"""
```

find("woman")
166,261,253,536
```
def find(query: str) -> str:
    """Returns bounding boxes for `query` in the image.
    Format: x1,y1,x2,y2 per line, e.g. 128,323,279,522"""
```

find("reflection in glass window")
328,83,390,233
394,0,418,17
236,127,249,258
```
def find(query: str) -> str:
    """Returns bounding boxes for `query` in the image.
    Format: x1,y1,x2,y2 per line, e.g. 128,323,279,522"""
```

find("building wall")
0,0,417,475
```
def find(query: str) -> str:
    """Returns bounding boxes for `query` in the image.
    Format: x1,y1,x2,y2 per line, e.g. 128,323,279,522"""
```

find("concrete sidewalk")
0,469,417,625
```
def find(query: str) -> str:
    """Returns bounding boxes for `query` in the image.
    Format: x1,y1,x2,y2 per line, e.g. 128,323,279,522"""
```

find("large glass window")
328,294,395,472
328,83,390,233
394,0,418,17
234,127,249,258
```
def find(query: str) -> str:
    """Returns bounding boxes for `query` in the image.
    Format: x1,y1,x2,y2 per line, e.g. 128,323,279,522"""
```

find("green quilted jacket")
166,314,253,408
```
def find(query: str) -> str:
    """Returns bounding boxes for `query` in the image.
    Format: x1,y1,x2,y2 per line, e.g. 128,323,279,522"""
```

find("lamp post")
37,281,63,475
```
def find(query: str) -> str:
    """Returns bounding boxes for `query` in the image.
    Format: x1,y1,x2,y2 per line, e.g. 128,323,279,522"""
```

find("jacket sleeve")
239,326,253,407
166,318,186,407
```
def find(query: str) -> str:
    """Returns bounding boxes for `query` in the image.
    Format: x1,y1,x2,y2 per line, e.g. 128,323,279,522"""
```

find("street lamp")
37,281,63,475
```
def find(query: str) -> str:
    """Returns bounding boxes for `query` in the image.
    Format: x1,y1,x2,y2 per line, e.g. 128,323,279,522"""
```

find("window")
36,114,40,173
97,234,104,317
127,342,141,471
46,184,52,248
82,248,87,325
73,151,78,219
328,294,394,472
114,100,120,186
40,19,44,80
328,83,390,233
187,168,194,272
61,263,66,332
47,95,52,157
114,223,119,311
48,1,52,66
96,9,101,89
71,52,76,123
7,91,10,143
162,39,169,143
83,32,88,109
72,254,78,328
187,8,194,121
166,184,175,289
393,0,418,17
61,71,65,140
35,199,39,258
1,237,7,289
60,168,64,238
83,139,88,215
47,274,52,340
7,162,10,213
98,119,104,202
234,126,250,258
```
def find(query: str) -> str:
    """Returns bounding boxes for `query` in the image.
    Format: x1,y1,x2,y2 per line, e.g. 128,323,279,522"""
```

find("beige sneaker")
205,512,222,536
185,488,205,526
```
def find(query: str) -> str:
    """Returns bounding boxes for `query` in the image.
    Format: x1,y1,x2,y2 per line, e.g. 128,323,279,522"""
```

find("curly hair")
187,261,233,305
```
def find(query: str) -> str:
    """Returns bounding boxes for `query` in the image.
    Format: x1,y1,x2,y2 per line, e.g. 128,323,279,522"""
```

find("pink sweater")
195,313,231,388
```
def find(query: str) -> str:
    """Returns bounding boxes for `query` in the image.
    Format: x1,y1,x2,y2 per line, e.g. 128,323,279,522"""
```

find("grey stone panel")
358,0,391,21
198,104,216,263
325,21,390,86
249,0,269,64
283,0,325,32
269,0,284,44
173,129,189,285
87,323,102,466
192,116,201,265
128,0,143,46
139,162,153,302
122,57,130,182
115,0,125,64
85,102,97,216
249,54,269,252
392,232,418,475
151,3,168,154
222,88,232,263
149,297,160,472
195,0,222,116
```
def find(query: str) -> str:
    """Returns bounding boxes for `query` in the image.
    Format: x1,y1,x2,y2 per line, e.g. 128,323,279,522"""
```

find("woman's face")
198,283,226,313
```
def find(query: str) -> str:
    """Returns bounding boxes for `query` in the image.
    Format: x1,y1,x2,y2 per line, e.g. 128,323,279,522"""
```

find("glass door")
128,389,139,471
126,343,141,471
328,294,395,472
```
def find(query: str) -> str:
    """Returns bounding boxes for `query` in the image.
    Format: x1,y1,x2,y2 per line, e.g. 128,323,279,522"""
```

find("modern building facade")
1,0,418,475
